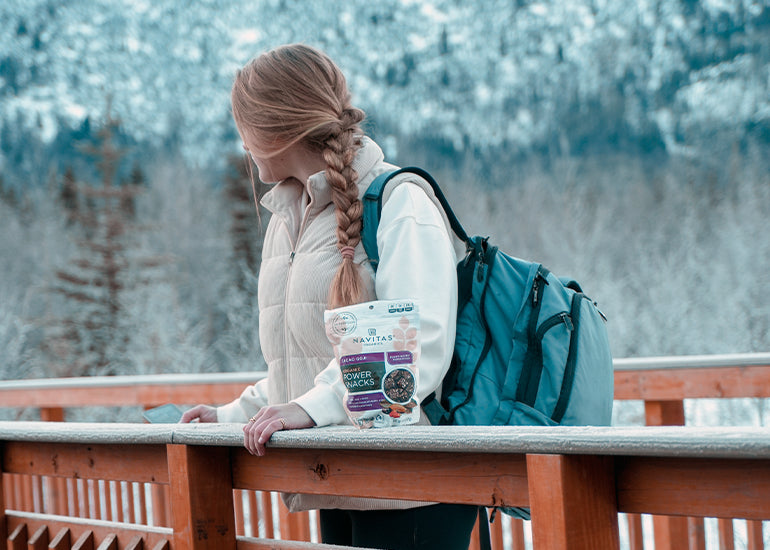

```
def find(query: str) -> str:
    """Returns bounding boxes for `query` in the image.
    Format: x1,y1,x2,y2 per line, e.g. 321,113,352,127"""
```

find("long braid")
326,109,365,309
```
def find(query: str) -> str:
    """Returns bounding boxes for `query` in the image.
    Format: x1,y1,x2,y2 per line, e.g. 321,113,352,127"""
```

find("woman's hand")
180,404,218,423
243,403,315,456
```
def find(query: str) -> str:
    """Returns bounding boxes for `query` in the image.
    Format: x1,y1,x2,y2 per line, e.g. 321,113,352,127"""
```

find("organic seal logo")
331,312,357,336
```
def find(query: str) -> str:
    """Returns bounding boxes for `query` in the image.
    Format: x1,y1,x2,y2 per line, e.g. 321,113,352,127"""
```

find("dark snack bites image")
325,300,420,428
383,368,415,403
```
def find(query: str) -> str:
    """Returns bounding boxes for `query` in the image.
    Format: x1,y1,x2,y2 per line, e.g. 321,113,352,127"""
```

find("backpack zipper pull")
532,272,549,306
561,313,574,331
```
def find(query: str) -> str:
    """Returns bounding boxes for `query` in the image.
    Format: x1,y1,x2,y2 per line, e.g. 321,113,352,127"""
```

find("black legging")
319,503,479,550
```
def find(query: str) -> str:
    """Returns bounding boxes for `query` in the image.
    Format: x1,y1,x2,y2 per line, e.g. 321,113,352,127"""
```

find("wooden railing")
2,352,770,549
1,422,770,550
0,372,265,422
614,353,770,550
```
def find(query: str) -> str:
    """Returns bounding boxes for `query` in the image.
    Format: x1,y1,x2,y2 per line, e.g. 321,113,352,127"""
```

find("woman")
181,43,478,549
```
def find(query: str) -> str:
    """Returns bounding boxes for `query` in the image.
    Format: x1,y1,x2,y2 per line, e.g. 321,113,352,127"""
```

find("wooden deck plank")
231,447,529,508
614,365,770,400
2,441,168,484
0,373,263,408
617,457,770,520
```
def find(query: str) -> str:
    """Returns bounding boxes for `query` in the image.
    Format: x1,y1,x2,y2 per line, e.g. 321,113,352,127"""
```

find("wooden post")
233,490,245,536
0,445,6,543
488,512,504,550
247,490,259,537
688,516,706,549
527,454,619,550
40,407,64,422
92,480,103,520
97,533,118,550
49,528,71,550
126,482,136,524
151,483,168,527
277,499,310,542
7,523,27,550
747,520,765,550
626,514,644,550
137,482,147,524
167,444,236,550
72,530,94,550
469,515,481,550
645,399,691,550
510,518,526,550
28,525,49,549
718,518,735,550
653,512,690,550
67,478,77,516
44,476,67,515
260,491,274,539
22,474,34,512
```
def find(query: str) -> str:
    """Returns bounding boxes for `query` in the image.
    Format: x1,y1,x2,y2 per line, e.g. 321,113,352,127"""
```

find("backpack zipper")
535,312,574,341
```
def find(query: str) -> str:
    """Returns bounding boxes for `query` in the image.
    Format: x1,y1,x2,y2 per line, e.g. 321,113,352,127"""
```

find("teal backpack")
363,167,614,514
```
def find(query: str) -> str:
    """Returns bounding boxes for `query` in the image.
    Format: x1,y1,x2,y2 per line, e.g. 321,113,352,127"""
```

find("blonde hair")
231,44,366,309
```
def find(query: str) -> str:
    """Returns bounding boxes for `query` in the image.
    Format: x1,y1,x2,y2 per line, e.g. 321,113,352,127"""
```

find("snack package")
324,299,420,428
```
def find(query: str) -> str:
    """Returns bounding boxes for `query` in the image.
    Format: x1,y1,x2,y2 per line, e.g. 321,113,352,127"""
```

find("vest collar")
260,137,384,216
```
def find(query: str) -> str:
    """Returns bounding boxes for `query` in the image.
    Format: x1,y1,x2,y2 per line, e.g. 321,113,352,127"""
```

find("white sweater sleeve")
216,376,269,423
293,182,458,426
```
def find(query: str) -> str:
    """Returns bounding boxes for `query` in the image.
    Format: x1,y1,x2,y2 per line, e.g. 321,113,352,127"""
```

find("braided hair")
231,44,366,308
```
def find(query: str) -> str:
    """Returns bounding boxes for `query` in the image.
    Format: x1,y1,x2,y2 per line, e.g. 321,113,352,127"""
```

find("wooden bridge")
1,352,769,550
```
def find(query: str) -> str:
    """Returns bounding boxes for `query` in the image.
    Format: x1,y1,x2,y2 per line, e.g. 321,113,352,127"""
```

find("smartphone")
142,403,184,423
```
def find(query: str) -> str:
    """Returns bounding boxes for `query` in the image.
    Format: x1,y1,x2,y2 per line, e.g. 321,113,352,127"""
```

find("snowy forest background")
1,0,769,416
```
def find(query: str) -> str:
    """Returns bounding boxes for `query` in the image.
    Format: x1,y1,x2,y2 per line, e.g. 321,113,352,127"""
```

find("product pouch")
324,299,421,428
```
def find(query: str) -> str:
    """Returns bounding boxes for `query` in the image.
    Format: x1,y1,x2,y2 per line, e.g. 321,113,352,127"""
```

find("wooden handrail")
2,422,770,550
613,352,770,370
613,352,770,401
2,353,769,410
2,422,769,459
0,372,267,409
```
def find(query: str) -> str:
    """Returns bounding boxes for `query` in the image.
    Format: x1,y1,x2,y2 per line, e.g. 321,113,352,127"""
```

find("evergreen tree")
59,166,78,225
46,106,150,375
223,154,264,291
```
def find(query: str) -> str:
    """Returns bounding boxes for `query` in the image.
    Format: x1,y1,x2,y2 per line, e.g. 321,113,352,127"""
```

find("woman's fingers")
242,403,314,456
243,415,284,456
180,404,217,423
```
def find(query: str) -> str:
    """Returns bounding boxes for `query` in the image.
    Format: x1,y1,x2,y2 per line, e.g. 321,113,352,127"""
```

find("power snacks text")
325,300,420,429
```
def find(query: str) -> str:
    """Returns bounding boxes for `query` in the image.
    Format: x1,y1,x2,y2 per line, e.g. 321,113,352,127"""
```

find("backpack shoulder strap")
361,171,392,271
362,167,469,272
